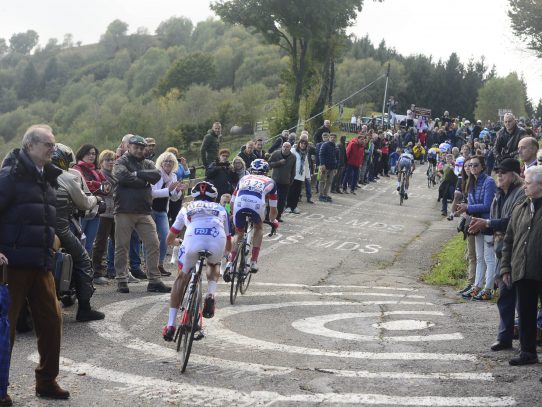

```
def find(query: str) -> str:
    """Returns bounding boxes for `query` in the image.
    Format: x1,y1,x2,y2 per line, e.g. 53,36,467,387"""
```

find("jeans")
342,165,359,191
474,234,495,290
496,278,516,343
81,215,100,257
305,178,312,201
151,210,170,265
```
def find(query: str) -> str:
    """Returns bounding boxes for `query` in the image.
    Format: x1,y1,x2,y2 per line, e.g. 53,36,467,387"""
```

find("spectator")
151,151,184,277
73,144,109,257
350,114,357,132
205,149,237,200
468,159,525,352
457,155,497,301
92,149,117,281
268,130,289,154
518,137,539,173
253,138,264,159
500,166,542,368
313,120,331,145
116,134,133,158
238,140,257,169
380,132,391,176
287,138,311,214
288,132,296,146
144,137,156,160
494,113,526,164
359,133,371,184
165,147,190,225
0,124,69,401
332,135,347,194
269,142,296,221
112,135,171,294
318,133,339,202
232,155,249,180
412,141,426,165
51,144,105,321
439,154,458,216
200,122,222,168
304,136,316,204
342,135,364,194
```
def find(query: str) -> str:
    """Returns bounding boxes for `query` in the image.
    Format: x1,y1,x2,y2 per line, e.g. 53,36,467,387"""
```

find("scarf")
296,147,307,176
160,167,174,188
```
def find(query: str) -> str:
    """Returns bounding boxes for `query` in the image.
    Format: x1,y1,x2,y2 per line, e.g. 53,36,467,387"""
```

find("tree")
100,19,129,57
156,16,193,48
211,0,374,128
156,52,216,95
475,73,527,122
17,61,40,100
62,34,74,49
9,30,39,54
508,0,542,57
0,38,7,55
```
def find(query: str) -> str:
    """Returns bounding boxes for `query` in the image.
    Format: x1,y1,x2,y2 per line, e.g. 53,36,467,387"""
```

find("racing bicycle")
173,249,210,373
398,168,411,206
427,162,436,188
229,215,276,305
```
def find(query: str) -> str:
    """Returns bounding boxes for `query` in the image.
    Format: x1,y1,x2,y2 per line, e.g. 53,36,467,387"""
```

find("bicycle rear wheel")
399,180,405,206
180,275,202,373
229,247,242,305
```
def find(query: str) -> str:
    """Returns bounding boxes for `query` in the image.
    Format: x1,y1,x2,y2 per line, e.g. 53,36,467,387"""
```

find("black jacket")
0,148,61,270
113,153,161,214
205,160,238,199
493,125,526,164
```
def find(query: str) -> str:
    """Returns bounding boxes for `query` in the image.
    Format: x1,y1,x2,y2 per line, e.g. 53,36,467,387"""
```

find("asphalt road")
9,170,542,406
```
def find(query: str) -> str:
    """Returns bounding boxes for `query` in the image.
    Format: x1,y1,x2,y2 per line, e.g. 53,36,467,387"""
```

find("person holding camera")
468,159,525,350
51,144,106,322
205,149,238,201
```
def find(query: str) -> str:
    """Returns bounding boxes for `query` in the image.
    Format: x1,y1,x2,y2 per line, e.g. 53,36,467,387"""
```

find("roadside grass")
422,234,467,288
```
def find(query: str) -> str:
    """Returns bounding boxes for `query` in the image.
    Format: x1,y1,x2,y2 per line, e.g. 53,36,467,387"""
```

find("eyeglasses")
467,163,480,168
37,141,56,150
103,158,115,162
163,160,175,164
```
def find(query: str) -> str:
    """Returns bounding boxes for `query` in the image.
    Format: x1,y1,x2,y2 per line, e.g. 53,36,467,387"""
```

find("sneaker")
396,186,400,191
147,281,172,293
336,189,343,194
307,199,315,204
462,286,481,299
472,289,492,301
117,282,129,293
158,265,171,277
457,284,472,295
162,325,176,342
318,195,327,202
404,193,408,200
202,295,215,319
93,276,109,286
194,329,205,341
292,207,300,214
250,260,259,273
343,189,349,194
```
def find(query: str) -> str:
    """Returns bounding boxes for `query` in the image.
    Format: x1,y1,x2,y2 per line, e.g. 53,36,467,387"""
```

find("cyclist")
162,181,231,342
224,159,279,280
396,143,416,199
427,144,440,173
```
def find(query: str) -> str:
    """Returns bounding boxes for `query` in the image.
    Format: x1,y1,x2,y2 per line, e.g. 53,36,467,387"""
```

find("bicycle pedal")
194,330,205,341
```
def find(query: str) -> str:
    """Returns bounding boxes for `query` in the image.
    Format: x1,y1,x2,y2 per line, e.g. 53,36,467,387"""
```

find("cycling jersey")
398,152,414,172
170,200,231,272
232,174,277,228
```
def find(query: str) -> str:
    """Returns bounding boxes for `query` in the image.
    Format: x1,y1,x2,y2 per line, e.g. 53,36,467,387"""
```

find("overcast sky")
1,0,540,105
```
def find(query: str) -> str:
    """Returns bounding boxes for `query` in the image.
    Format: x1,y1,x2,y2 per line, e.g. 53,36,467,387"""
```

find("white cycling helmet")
190,181,218,201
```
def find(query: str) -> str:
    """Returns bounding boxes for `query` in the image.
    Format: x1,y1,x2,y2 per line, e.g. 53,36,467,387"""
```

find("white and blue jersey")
398,152,414,172
232,174,277,228
170,200,231,272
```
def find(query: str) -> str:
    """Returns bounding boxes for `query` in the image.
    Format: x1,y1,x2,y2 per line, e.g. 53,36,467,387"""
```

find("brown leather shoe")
36,382,70,400
0,394,12,406
158,265,171,277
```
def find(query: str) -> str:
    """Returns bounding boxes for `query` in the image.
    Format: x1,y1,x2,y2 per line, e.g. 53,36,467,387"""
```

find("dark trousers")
332,166,344,192
342,165,359,191
276,183,289,219
515,279,542,355
496,278,516,343
7,267,62,386
286,179,303,210
380,154,389,175
92,217,115,277
441,184,455,213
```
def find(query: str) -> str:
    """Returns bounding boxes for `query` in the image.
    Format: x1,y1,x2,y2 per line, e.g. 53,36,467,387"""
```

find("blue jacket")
319,141,338,170
468,172,497,222
0,149,61,271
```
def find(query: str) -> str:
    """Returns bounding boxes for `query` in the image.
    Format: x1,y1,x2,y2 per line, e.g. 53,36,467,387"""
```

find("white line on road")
314,368,494,381
291,312,463,342
218,282,418,291
29,354,514,406
236,290,426,299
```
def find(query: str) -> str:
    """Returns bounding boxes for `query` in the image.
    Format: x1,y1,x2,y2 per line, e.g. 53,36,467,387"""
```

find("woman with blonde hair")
151,151,184,276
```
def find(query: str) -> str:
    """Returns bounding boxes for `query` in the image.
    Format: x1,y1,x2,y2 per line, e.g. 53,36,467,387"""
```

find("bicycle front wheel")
239,267,252,294
180,276,201,373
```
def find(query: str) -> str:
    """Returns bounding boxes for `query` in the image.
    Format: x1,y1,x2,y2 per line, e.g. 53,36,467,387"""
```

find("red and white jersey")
170,200,230,238
232,174,278,209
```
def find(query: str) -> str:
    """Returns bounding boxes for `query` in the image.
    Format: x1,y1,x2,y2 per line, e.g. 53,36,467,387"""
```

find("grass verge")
422,234,467,288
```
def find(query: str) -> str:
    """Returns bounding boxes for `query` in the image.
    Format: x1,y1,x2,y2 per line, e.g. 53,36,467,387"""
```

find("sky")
1,0,541,104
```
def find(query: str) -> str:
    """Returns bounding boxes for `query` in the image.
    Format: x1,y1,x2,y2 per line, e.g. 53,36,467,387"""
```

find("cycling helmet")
439,142,451,153
51,143,75,171
250,158,270,174
190,181,218,201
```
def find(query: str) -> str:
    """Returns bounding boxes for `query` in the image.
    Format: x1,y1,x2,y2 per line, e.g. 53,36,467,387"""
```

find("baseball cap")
494,158,521,174
144,137,156,146
129,135,147,146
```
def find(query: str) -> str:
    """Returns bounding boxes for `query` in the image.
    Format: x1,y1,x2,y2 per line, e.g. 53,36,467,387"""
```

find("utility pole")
381,63,390,130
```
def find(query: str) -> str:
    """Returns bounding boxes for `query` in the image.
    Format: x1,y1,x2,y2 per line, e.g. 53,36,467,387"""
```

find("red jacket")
73,161,107,193
346,138,364,168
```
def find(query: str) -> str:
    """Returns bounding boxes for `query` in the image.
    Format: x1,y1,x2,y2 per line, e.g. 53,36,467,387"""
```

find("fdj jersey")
170,200,231,272
232,174,277,228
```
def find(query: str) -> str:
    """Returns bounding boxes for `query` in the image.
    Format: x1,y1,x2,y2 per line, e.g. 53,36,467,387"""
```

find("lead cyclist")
224,159,279,280
396,143,416,199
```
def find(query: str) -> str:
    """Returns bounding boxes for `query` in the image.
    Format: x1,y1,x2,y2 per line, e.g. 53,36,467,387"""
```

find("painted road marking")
29,354,514,406
374,320,435,330
291,312,462,342
310,368,494,381
90,295,292,375
219,282,418,291
207,302,476,361
237,290,425,299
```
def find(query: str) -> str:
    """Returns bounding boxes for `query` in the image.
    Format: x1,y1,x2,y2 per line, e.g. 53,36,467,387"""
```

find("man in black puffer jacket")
0,124,70,402
113,135,171,294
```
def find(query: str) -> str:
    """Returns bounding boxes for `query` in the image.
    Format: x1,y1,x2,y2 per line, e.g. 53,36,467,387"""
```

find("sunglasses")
537,157,542,162
467,163,480,168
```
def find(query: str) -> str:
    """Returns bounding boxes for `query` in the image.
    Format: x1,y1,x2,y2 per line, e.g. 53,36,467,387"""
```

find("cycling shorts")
398,158,412,173
233,207,262,230
177,229,226,273
427,157,437,166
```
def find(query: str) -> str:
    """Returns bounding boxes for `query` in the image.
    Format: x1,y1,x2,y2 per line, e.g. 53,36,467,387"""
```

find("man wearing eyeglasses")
0,124,70,402
517,137,539,173
493,113,526,164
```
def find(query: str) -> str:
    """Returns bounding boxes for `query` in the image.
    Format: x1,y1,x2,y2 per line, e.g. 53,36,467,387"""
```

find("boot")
76,300,105,322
